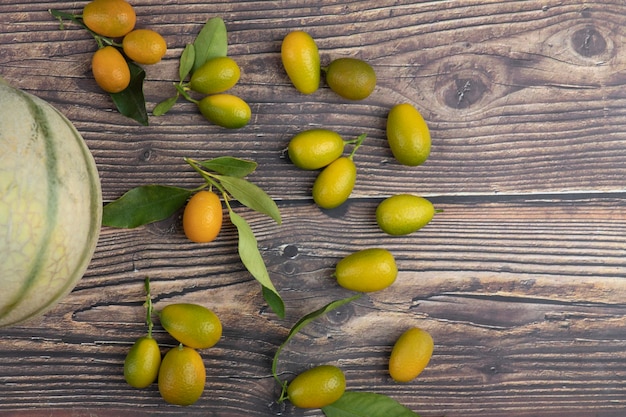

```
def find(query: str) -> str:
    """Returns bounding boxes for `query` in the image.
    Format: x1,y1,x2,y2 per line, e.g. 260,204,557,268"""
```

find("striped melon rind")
0,78,102,327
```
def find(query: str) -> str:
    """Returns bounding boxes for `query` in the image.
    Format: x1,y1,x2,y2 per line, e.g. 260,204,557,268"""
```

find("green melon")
0,77,102,327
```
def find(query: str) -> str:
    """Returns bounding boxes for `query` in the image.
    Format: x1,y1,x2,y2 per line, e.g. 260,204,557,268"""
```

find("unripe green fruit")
376,194,435,236
386,103,431,166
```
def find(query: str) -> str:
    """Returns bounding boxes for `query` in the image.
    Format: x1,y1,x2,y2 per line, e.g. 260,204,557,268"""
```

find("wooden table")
2,1,626,416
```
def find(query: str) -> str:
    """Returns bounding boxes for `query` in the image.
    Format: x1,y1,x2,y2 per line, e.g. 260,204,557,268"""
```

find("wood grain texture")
2,0,626,416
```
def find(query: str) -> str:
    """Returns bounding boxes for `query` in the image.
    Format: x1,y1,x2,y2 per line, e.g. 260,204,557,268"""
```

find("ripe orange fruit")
312,156,356,209
386,103,431,166
159,303,222,349
82,0,136,38
281,31,320,94
91,46,131,93
325,58,376,100
389,327,434,383
189,56,241,95
122,29,167,65
158,344,206,406
123,336,161,388
287,365,346,408
334,248,397,292
182,190,223,243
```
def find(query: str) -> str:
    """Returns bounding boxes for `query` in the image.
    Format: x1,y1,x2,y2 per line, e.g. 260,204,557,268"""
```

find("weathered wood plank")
2,0,626,416
2,198,626,415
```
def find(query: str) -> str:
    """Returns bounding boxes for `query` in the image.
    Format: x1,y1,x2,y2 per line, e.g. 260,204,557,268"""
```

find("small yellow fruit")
197,94,251,129
325,58,376,100
389,327,434,383
287,365,346,408
123,336,161,389
287,129,345,170
182,190,223,243
91,46,131,93
335,248,397,292
159,303,222,349
158,344,206,406
386,103,431,166
190,56,241,95
376,194,436,236
122,29,167,65
312,157,356,209
281,31,320,94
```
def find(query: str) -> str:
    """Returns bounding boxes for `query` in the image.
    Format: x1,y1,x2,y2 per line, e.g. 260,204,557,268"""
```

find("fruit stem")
348,133,367,159
184,157,228,196
143,277,155,338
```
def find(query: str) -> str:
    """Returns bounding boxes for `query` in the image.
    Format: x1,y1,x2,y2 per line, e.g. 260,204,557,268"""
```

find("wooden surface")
2,0,626,415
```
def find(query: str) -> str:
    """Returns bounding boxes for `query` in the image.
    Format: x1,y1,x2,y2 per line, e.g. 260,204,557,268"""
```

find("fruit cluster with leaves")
48,6,438,415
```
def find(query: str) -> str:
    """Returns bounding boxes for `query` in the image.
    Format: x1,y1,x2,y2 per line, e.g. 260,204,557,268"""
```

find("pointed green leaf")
217,175,281,224
110,60,148,126
152,95,178,116
271,294,362,377
102,185,192,228
229,210,285,318
192,17,228,73
197,156,257,177
322,391,420,417
179,43,196,81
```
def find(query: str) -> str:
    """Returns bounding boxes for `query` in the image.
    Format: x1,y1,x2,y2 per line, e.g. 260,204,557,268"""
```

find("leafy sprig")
102,156,285,318
271,295,421,416
49,8,149,125
153,17,228,116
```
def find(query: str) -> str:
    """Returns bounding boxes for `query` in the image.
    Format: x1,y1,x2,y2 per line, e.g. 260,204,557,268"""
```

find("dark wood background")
2,0,626,416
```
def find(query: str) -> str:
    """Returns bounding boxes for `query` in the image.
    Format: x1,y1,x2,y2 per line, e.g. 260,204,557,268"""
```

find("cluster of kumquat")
123,278,221,406
276,29,437,410
81,0,166,93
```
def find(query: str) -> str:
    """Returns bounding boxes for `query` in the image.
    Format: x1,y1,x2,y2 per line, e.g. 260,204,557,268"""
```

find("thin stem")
143,277,154,338
348,133,367,159
184,157,227,195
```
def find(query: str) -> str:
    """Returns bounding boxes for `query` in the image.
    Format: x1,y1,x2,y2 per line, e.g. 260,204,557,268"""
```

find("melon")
0,77,102,327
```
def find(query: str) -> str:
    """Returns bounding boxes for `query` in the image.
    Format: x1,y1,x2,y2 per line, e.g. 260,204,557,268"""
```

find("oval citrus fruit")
389,327,434,383
190,56,241,95
159,303,222,349
91,46,131,93
386,103,431,166
376,194,436,236
335,248,397,292
281,31,320,94
83,0,136,38
312,157,356,209
287,365,346,408
123,336,161,388
158,344,206,406
197,94,251,129
287,129,345,170
182,190,223,243
325,57,376,100
122,28,167,65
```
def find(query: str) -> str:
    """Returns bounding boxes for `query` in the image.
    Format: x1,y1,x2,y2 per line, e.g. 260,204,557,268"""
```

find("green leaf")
229,210,285,318
197,156,258,177
271,294,362,378
192,17,228,73
110,60,149,125
102,185,192,228
152,95,178,116
217,175,281,224
179,43,196,81
322,391,420,417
